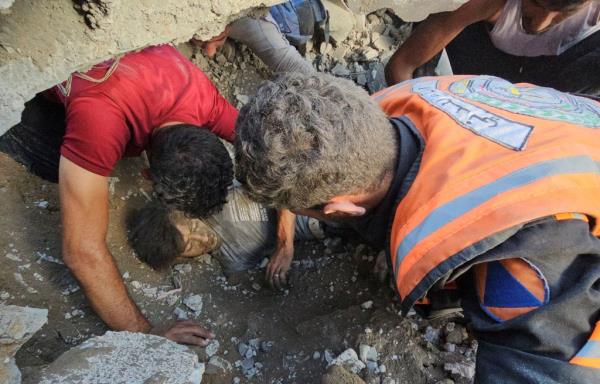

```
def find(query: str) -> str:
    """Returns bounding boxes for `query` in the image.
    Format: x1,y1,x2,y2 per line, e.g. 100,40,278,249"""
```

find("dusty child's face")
171,212,221,258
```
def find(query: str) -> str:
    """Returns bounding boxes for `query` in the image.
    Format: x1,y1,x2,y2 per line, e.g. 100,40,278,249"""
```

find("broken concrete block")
183,294,203,314
322,0,355,43
36,331,204,384
0,304,47,384
328,348,366,374
358,344,378,363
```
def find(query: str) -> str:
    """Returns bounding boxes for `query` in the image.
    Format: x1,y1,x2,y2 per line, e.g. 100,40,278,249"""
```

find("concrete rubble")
0,0,467,135
33,331,205,384
0,305,47,384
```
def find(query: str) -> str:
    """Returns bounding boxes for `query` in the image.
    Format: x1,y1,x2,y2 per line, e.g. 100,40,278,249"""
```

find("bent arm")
385,0,503,85
59,156,149,332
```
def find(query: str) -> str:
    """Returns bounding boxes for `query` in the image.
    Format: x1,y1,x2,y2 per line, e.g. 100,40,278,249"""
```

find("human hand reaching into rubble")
193,26,231,58
266,209,296,290
152,320,215,346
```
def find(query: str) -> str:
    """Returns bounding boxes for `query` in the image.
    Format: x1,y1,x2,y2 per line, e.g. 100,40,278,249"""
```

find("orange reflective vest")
373,75,600,310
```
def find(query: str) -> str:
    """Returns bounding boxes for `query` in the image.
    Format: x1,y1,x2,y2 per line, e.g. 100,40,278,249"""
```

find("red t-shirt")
56,45,238,176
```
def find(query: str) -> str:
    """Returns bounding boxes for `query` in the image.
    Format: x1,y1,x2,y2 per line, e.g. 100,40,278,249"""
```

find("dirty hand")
266,244,294,291
193,26,231,58
152,320,215,346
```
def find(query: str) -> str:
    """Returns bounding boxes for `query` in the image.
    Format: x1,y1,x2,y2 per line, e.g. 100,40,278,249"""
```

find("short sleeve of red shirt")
60,96,129,176
205,90,238,142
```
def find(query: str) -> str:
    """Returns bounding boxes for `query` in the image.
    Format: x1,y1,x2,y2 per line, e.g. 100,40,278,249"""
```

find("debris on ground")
0,305,47,384
32,331,204,384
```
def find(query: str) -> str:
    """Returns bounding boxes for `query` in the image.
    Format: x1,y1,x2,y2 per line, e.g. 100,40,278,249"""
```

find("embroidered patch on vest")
412,79,533,150
449,76,600,128
474,258,549,322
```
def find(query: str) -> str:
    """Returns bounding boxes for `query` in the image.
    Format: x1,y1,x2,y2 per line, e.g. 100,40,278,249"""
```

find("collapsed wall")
0,0,466,136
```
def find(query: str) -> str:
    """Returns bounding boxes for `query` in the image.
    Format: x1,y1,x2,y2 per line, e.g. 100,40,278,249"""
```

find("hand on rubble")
193,26,231,58
266,243,294,291
153,320,215,346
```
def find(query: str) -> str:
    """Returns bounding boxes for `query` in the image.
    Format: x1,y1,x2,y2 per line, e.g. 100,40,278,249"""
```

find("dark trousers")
458,217,600,383
0,94,65,182
447,22,600,98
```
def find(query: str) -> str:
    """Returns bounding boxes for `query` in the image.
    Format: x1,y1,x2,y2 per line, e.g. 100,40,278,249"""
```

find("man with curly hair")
235,72,600,382
46,45,237,346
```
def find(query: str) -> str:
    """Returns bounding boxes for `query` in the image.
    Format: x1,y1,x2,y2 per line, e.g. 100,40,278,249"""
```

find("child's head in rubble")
128,126,231,269
127,201,221,269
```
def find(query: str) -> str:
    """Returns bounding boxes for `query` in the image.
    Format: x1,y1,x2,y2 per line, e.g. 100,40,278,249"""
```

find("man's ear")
323,201,366,216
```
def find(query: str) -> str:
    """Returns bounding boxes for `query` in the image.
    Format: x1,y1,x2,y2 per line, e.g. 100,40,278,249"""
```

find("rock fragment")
0,305,48,384
183,294,203,314
328,348,366,374
36,331,204,384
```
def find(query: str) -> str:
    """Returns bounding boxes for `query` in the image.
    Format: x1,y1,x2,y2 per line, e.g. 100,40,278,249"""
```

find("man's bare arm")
384,0,504,85
59,156,150,332
266,209,296,290
59,157,214,344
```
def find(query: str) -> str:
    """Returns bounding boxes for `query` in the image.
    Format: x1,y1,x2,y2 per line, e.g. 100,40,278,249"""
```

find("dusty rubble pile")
305,9,411,93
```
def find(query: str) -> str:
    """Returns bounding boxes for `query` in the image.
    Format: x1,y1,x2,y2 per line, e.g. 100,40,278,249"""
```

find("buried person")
128,182,326,289
385,0,600,98
0,45,239,345
234,72,600,382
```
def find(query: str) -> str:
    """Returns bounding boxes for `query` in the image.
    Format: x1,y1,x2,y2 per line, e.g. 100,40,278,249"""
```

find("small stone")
313,351,321,360
205,339,220,357
358,344,378,363
329,348,366,374
130,280,142,289
183,294,203,314
241,357,254,370
331,63,351,77
324,349,335,364
424,326,441,344
446,327,466,345
322,364,366,384
174,264,192,274
361,47,379,60
215,53,227,65
444,342,456,352
251,282,261,291
378,364,386,373
444,362,476,380
238,342,249,357
360,300,373,310
260,340,273,353
236,94,250,105
142,287,157,298
233,378,241,384
173,306,188,320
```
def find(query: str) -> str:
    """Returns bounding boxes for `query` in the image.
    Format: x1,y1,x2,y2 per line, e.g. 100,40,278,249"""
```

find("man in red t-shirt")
55,45,238,345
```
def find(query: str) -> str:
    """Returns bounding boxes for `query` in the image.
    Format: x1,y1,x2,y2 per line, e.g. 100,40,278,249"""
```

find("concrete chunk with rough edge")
345,0,467,22
0,0,282,136
35,331,205,384
0,304,48,384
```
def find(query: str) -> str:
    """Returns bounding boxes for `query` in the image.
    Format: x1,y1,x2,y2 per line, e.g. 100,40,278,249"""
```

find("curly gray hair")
235,72,397,209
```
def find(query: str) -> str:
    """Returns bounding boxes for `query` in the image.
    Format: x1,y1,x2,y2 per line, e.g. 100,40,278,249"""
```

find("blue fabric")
482,261,542,308
269,0,326,45
393,155,600,274
576,340,600,358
